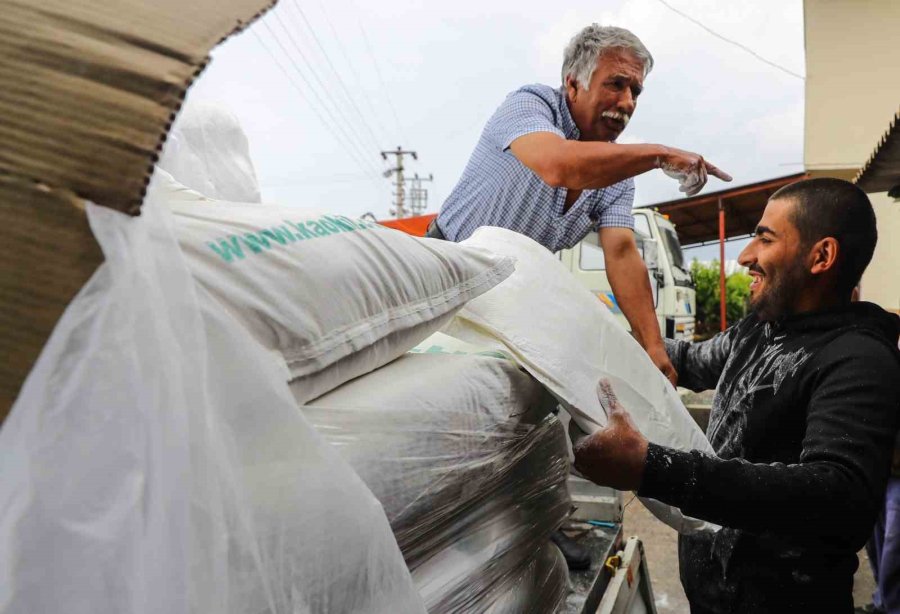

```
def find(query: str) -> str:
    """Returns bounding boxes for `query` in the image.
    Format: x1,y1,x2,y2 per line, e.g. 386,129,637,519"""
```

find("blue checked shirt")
437,84,635,252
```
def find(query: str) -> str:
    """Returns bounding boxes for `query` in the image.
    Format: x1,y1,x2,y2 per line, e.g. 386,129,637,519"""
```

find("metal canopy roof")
643,173,808,247
854,110,900,196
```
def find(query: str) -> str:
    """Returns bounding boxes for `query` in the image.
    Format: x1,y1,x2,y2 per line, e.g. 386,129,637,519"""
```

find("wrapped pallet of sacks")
0,198,426,613
484,543,568,614
149,170,514,402
302,338,571,613
446,226,718,535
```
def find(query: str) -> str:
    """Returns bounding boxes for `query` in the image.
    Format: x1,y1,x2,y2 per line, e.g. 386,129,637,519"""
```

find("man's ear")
565,75,578,101
809,237,839,276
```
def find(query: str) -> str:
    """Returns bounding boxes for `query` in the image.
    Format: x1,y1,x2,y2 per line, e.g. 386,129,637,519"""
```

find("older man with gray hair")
430,24,731,387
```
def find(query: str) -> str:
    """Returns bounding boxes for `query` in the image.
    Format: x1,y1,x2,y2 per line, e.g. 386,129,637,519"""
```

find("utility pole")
381,146,417,218
406,173,434,216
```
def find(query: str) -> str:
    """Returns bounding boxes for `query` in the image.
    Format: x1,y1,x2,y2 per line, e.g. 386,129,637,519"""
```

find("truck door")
569,231,659,331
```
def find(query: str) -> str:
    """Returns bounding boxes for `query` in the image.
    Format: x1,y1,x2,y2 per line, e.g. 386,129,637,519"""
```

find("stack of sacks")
483,544,568,614
303,334,571,613
152,169,514,402
152,104,574,610
446,226,718,535
157,101,516,403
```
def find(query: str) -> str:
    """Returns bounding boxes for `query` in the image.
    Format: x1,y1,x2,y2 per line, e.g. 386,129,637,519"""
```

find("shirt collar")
557,87,580,140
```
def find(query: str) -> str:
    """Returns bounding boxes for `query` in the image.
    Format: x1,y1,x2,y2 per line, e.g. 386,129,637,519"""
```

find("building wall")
804,0,900,179
804,1,900,312
860,192,900,313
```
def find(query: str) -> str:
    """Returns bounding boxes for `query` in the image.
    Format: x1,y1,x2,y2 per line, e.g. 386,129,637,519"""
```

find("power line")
261,15,382,176
257,35,381,186
351,1,411,145
652,0,805,80
267,11,379,159
285,0,388,152
311,0,395,146
252,26,383,185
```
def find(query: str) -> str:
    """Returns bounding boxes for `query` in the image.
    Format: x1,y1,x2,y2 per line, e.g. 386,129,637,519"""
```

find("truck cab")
558,209,696,341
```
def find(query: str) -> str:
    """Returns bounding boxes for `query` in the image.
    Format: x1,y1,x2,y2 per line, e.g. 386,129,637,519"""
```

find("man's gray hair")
561,24,653,89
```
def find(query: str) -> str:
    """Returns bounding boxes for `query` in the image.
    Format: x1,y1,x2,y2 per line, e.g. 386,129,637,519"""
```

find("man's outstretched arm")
600,226,676,386
509,132,731,195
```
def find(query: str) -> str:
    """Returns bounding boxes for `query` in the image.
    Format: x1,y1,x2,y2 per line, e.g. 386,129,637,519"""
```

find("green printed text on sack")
206,214,379,263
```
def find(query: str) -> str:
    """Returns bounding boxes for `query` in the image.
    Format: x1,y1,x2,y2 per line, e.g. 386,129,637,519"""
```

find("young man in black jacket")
574,178,900,613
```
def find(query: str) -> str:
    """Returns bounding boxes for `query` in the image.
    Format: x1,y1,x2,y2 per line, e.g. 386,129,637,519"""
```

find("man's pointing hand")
656,146,732,197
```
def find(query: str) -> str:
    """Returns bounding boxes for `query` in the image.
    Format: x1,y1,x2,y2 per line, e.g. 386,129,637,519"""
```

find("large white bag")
150,171,514,402
157,100,262,203
448,226,716,534
0,199,425,613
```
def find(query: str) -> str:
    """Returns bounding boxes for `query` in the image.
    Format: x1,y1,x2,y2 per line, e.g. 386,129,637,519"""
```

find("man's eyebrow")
607,73,643,91
754,225,777,237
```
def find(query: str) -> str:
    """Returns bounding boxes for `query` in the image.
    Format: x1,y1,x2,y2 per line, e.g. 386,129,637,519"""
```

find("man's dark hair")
771,177,877,295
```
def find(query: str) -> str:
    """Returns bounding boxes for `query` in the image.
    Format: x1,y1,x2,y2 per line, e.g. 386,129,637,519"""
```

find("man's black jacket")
639,302,900,613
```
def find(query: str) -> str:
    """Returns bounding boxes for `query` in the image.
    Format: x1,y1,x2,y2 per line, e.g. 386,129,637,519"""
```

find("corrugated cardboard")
0,0,275,422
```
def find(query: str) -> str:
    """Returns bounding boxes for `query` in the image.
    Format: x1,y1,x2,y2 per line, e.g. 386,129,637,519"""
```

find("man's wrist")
651,144,670,170
637,443,696,506
634,328,665,353
631,438,650,490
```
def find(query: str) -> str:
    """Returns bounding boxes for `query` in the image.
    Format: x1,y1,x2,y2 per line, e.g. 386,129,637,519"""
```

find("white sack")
303,342,559,537
150,171,514,402
450,226,716,534
158,101,262,203
0,198,424,613
303,343,569,612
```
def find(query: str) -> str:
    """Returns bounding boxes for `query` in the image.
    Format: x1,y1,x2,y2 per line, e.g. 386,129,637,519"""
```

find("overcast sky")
186,0,806,260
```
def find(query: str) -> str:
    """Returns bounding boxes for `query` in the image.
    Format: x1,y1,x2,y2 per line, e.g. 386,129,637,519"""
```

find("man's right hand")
573,379,649,491
646,342,678,387
656,146,732,196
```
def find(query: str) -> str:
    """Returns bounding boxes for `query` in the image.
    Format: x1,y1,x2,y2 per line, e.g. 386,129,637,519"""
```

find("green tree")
690,260,752,337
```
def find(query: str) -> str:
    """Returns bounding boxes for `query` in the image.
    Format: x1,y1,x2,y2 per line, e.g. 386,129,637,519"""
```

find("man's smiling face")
565,48,645,142
739,197,812,321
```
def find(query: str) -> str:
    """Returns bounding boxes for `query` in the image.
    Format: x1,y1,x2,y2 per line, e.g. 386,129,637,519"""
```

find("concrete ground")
622,496,877,613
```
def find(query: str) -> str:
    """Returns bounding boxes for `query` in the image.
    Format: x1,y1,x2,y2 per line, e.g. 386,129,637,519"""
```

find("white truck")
559,208,696,341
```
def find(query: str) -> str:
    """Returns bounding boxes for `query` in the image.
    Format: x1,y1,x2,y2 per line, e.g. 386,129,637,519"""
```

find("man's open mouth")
601,111,628,130
749,272,764,292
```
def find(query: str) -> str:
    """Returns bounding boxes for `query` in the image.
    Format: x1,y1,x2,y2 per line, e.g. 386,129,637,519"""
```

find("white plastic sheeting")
0,198,425,613
158,101,262,203
449,226,718,535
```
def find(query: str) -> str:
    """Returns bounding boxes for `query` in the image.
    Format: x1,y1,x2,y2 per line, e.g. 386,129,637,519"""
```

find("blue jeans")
868,477,900,613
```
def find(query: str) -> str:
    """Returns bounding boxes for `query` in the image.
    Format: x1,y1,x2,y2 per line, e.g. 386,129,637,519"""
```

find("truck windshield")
659,225,686,272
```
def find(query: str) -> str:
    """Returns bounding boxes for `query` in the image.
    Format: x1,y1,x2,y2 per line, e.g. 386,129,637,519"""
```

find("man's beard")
750,256,810,321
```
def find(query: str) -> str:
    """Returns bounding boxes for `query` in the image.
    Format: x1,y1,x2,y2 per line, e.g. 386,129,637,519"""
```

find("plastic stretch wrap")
0,197,425,613
485,542,568,614
409,478,570,614
302,348,572,612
